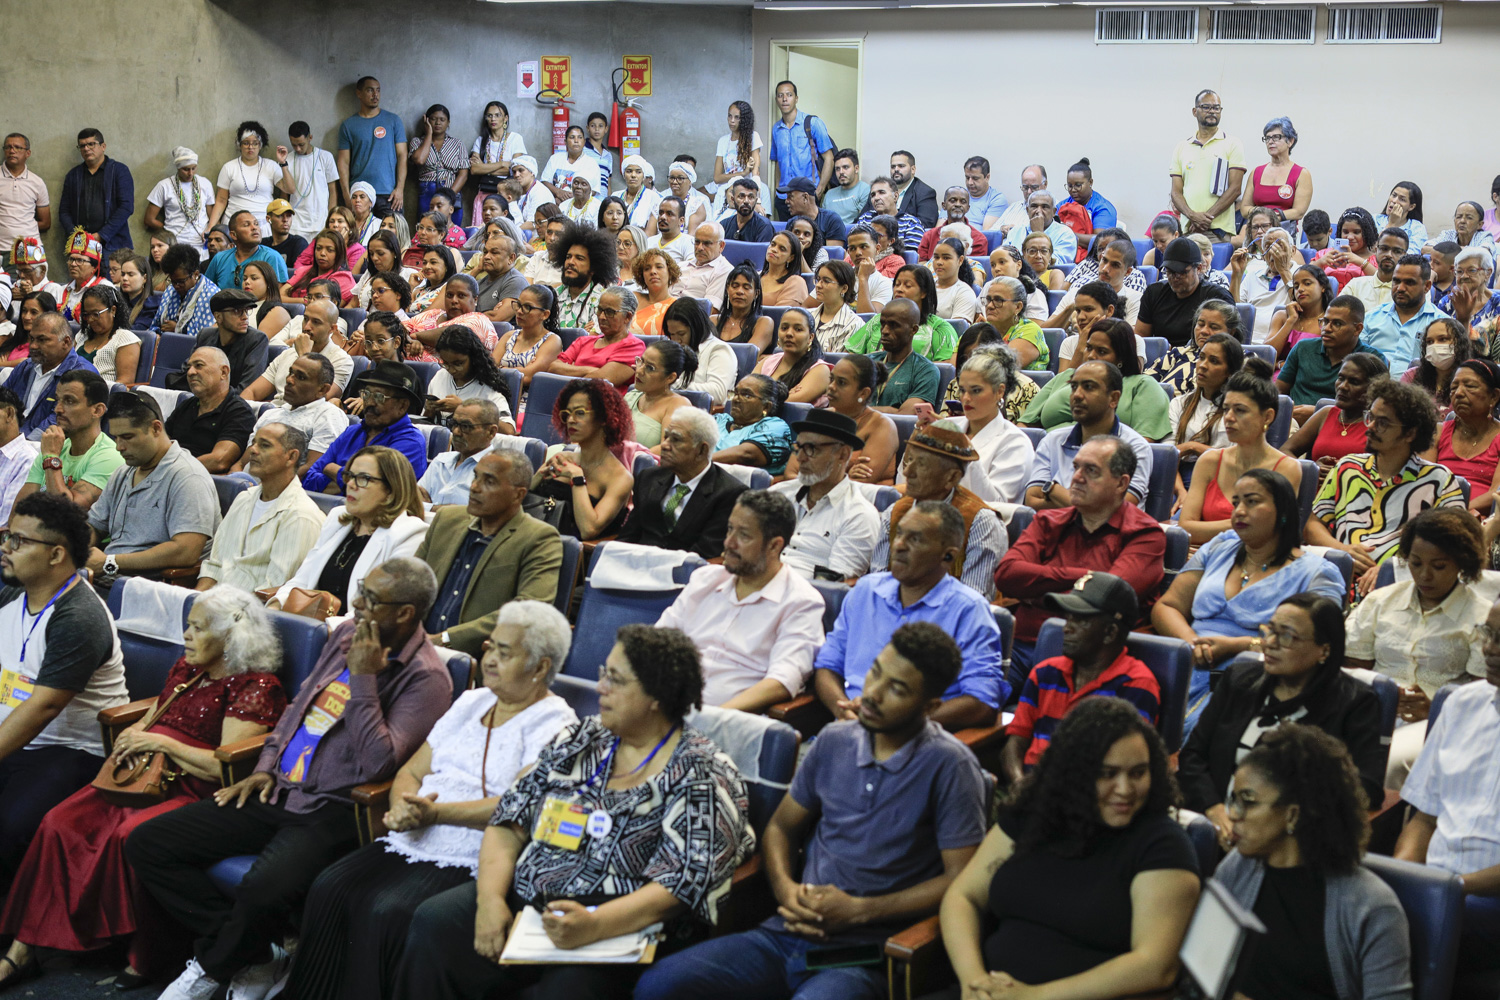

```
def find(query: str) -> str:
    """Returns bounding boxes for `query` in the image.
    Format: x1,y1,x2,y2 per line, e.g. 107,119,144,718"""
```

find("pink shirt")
0,166,48,251
555,333,646,390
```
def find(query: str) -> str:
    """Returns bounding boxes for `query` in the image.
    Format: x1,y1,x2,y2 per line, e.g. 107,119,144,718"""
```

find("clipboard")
498,906,661,965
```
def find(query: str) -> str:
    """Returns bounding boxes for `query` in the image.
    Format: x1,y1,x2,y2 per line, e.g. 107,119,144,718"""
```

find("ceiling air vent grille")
1095,7,1197,43
1328,5,1441,43
1208,6,1315,43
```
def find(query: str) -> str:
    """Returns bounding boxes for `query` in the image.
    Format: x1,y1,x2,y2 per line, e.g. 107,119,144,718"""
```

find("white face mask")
1427,343,1456,369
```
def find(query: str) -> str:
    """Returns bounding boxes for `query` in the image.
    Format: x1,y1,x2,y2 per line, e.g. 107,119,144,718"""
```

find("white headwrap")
172,146,199,169
621,155,653,181
512,155,539,177
350,181,377,202
669,161,697,185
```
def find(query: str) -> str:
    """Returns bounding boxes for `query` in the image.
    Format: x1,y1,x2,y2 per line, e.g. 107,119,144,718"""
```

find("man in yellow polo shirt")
1169,89,1246,243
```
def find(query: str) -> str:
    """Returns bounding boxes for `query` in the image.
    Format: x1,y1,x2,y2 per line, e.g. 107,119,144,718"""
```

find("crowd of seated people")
6,76,1500,1000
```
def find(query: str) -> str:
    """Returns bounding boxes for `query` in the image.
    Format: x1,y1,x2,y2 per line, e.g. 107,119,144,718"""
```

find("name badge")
534,796,589,851
0,669,34,709
586,809,613,839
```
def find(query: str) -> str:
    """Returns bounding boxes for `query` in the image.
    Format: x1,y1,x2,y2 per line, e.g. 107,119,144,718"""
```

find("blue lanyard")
584,725,679,789
19,575,77,665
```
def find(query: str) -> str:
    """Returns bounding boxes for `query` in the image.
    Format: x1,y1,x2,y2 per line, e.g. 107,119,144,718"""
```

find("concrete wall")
3,0,752,255
752,4,1500,235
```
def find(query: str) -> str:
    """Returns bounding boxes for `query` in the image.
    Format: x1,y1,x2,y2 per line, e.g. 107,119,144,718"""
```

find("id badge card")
534,796,589,851
0,669,34,710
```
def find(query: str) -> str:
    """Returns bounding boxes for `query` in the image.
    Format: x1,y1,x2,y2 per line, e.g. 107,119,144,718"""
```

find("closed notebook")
499,906,661,964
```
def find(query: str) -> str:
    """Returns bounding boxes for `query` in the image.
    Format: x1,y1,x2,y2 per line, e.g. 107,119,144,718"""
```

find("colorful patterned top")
1313,452,1467,564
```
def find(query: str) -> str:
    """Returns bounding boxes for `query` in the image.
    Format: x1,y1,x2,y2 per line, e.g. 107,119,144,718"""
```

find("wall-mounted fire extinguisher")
607,68,645,159
537,89,572,154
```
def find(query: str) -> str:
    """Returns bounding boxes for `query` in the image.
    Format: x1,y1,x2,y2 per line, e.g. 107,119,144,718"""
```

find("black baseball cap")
1044,570,1139,624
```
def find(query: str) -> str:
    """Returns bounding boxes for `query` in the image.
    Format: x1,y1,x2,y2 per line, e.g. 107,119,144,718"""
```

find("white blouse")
77,328,142,383
274,509,428,609
936,281,978,323
956,413,1034,504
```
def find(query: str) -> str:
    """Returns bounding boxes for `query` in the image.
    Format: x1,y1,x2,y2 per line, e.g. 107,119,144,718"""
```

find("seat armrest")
352,780,394,808
768,695,833,741
98,698,157,753
885,915,951,1000
955,723,1007,754
885,915,941,962
353,779,396,846
731,852,762,887
156,564,201,582
215,735,268,787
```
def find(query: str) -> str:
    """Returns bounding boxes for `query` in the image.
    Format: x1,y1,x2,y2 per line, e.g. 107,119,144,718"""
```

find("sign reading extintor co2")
540,56,572,97
622,55,653,96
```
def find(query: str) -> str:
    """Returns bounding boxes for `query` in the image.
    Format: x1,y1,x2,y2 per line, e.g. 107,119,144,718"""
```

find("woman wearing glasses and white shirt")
269,446,427,613
207,121,294,229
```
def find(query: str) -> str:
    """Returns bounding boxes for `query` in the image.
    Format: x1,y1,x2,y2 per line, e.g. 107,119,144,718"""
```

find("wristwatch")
42,456,62,471
103,554,119,577
439,630,451,647
571,475,587,488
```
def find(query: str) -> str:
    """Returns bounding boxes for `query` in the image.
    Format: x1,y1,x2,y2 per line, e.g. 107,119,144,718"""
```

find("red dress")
0,659,284,975
1436,421,1500,496
1311,407,1368,464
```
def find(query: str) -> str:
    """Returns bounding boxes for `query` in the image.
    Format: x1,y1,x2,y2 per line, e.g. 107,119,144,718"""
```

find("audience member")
768,80,835,216
1442,247,1500,351
618,406,746,558
1022,320,1170,439
548,222,613,333
549,286,646,388
981,275,1049,370
281,227,354,304
1002,190,1078,266
281,600,577,1000
626,338,695,448
129,556,448,1000
1024,361,1154,508
714,374,793,475
85,391,219,587
1170,89,1246,240
646,195,692,266
336,77,407,212
722,177,775,242
532,378,634,539
757,307,830,404
1049,248,1143,347
992,164,1048,234
1342,226,1409,315
871,423,1006,598
0,133,47,258
259,199,307,271
1154,469,1345,732
939,698,1199,1000
14,370,120,514
1168,332,1242,495
960,155,1007,228
494,285,562,389
170,288,268,393
1429,200,1497,255
59,130,133,254
929,237,979,322
421,325,515,431
415,401,502,506
1276,293,1378,417
399,623,752,999
770,409,880,580
1362,254,1443,372
1229,218,1296,341
663,297,736,407
197,422,324,593
1136,237,1234,347
245,301,351,404
1428,358,1500,514
715,263,776,353
1307,208,1380,292
1426,240,1458,303
758,230,809,307
0,388,33,524
249,354,348,478
116,253,160,332
410,244,463,316
1266,262,1334,357
143,146,211,256
807,259,862,352
306,360,428,494
56,229,111,324
8,312,98,441
1060,157,1119,231
679,222,733,305
164,346,256,473
1281,352,1388,470
1003,572,1160,782
948,345,1033,504
844,224,894,313
999,435,1163,677
1376,180,1428,248
847,265,958,362
852,183,925,254
203,210,287,292
8,241,63,319
1022,230,1068,290
638,619,983,1000
824,147,870,224
470,232,524,323
416,449,562,659
1308,378,1464,594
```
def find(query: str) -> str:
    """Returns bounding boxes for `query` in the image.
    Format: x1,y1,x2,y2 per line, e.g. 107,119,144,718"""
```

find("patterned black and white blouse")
492,717,754,928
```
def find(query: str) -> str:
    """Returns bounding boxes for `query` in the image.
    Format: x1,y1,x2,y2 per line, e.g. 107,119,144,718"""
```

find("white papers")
500,906,661,964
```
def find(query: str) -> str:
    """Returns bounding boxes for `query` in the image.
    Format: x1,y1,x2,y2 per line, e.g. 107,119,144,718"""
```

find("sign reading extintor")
622,55,652,97
541,56,572,97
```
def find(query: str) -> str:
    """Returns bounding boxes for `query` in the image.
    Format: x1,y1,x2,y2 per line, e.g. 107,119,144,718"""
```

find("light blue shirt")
1026,418,1153,502
417,444,494,506
1374,215,1429,249
813,571,1008,708
1003,219,1078,267
824,181,870,225
768,111,834,192
203,246,288,291
1361,297,1446,373
966,187,1009,229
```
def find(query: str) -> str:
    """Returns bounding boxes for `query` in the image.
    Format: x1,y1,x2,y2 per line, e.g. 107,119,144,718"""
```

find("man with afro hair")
549,220,617,333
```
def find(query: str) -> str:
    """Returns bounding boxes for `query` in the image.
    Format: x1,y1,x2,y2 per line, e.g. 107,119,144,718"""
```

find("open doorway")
767,40,862,171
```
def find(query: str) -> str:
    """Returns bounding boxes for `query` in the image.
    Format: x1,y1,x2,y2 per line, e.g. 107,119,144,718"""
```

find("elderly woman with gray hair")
281,600,580,1000
948,344,1035,504
1238,115,1312,245
0,586,286,987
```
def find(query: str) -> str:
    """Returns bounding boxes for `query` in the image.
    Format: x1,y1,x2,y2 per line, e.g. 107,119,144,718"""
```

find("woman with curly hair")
0,582,286,987
549,221,619,332
630,247,680,337
937,697,1200,1000
1215,724,1413,1000
423,326,516,431
1311,207,1381,291
1179,593,1386,843
208,120,288,227
1267,263,1334,358
532,378,635,539
711,100,761,216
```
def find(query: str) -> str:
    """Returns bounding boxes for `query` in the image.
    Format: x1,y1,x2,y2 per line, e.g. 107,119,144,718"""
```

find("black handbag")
524,492,568,529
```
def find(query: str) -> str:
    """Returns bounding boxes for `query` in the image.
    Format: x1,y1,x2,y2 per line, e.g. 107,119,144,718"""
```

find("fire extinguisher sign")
622,56,652,97
540,56,572,97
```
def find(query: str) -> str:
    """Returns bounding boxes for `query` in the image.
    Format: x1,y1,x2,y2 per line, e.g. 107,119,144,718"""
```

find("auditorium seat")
560,542,707,680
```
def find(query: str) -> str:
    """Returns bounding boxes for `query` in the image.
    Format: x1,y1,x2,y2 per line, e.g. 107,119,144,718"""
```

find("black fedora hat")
788,408,864,449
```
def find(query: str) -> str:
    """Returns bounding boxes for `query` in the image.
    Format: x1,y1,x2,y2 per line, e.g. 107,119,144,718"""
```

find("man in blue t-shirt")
337,76,408,214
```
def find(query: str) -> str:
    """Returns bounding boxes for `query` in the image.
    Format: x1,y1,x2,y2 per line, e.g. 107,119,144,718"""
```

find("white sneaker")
158,959,219,1000
227,944,291,1000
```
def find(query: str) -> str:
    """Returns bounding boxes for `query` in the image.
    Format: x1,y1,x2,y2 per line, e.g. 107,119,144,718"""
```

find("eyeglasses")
792,441,839,458
1261,134,1286,144
597,665,634,690
359,389,392,405
1479,624,1500,645
449,420,487,433
730,388,764,401
1456,267,1490,278
1196,104,1223,112
366,335,396,347
1363,412,1401,434
0,530,54,552
595,307,621,320
517,302,547,314
355,582,406,608
984,296,1023,306
346,472,388,490
1257,623,1306,648
82,308,112,320
1223,788,1270,818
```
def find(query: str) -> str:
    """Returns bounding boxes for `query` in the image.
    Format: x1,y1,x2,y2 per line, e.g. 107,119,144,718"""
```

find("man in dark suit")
415,449,563,659
889,150,938,229
617,407,746,559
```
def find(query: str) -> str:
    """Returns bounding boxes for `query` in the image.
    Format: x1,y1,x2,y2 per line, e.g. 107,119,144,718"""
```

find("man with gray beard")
770,410,880,581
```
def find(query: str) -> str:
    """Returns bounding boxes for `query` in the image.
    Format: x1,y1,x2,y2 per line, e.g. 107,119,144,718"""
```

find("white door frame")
767,38,864,182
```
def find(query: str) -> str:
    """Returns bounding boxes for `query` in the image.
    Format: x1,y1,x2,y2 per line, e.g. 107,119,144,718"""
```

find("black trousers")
392,881,638,1000
282,841,473,1000
125,795,358,982
0,746,102,894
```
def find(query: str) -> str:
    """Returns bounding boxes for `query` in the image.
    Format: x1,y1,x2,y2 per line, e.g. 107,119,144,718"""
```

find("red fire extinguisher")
608,68,645,159
538,89,572,154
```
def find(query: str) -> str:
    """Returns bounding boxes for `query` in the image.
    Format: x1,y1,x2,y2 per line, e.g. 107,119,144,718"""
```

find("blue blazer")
8,351,100,438
59,157,135,252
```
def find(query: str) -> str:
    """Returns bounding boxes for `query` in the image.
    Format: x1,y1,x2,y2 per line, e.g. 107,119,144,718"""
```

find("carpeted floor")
6,950,165,1000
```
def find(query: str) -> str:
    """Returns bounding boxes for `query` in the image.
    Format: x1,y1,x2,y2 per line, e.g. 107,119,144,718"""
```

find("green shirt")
24,431,125,494
1020,371,1172,441
846,313,959,362
870,351,940,408
1004,319,1049,371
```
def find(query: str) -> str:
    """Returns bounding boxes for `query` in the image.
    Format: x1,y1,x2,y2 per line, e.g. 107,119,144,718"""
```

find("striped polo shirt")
1007,650,1161,766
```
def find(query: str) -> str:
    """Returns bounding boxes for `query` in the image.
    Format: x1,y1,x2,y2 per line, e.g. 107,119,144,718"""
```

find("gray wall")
4,0,752,254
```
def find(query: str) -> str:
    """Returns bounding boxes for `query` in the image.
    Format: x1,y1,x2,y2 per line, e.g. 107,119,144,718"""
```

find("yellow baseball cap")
266,199,295,216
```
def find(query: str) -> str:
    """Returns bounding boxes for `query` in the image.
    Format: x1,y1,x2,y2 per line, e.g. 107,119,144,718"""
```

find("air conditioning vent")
1095,7,1197,43
1208,6,1315,43
1327,5,1441,43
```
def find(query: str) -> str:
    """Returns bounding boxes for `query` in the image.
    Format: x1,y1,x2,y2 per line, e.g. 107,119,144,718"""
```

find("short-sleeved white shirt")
285,147,338,239
147,175,215,253
215,157,283,221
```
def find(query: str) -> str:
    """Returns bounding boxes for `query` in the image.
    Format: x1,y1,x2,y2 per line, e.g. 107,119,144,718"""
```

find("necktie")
663,484,691,528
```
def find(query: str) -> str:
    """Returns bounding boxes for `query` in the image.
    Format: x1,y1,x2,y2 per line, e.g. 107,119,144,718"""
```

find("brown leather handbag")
254,586,342,620
92,671,207,807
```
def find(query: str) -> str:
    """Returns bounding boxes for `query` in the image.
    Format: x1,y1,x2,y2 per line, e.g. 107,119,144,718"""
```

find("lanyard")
584,725,679,790
20,574,77,665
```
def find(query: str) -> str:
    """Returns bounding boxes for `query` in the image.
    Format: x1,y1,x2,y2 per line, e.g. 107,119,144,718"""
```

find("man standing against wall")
768,81,835,222
337,76,407,214
0,134,49,255
1169,89,1246,243
59,130,133,255
282,121,339,241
